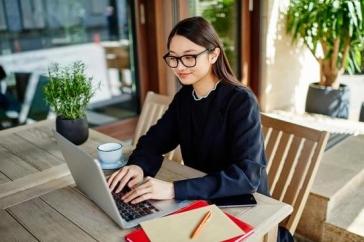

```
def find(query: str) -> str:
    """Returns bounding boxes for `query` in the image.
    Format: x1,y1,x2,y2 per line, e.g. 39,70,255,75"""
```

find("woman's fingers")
130,193,153,204
115,170,134,193
121,179,153,202
107,165,144,194
107,169,121,186
122,180,151,200
109,168,128,191
128,176,141,189
113,176,174,204
123,185,152,203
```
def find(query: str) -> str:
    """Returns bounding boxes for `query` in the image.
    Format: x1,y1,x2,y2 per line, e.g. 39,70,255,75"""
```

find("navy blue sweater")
128,81,269,200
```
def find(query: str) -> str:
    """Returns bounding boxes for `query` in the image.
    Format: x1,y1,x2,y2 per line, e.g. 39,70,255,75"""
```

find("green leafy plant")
202,0,237,73
286,0,364,88
43,61,96,120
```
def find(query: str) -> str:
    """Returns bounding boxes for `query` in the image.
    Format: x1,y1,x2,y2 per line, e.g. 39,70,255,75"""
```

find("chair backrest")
261,113,329,234
27,75,50,121
18,73,50,124
14,72,32,103
133,91,182,163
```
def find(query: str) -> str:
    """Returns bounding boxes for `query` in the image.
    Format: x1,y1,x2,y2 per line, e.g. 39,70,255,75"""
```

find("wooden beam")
241,0,251,86
249,0,262,101
177,0,190,20
154,0,170,95
0,164,70,200
134,0,150,103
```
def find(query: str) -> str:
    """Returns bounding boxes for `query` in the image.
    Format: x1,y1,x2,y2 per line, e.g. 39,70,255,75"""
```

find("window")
188,0,241,78
0,0,139,130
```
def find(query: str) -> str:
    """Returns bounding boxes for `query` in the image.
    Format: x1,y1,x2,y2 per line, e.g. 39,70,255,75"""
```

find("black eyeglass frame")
163,48,212,68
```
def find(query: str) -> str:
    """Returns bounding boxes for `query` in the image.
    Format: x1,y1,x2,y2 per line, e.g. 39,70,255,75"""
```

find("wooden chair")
133,91,183,163
261,113,329,234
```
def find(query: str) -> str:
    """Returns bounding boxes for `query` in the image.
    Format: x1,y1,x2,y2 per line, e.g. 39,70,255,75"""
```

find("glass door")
186,0,259,92
0,0,139,129
188,0,242,79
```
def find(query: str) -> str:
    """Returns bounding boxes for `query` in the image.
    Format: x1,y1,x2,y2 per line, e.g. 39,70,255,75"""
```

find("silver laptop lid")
54,131,125,227
55,131,189,229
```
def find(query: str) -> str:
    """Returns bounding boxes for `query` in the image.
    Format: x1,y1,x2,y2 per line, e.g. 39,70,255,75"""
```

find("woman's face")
168,35,217,85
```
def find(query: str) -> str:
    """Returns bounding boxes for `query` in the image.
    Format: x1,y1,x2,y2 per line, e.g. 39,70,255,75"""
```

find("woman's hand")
107,165,144,193
122,177,175,204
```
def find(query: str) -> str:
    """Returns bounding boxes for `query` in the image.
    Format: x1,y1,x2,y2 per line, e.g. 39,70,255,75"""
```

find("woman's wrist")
129,164,144,176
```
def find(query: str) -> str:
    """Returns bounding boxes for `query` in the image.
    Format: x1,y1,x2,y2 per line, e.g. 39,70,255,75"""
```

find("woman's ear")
209,48,220,64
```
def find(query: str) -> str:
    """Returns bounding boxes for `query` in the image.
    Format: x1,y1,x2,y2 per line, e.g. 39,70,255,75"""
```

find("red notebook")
125,200,254,242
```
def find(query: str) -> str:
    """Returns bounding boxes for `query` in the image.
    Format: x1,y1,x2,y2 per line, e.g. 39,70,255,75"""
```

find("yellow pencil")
190,210,212,239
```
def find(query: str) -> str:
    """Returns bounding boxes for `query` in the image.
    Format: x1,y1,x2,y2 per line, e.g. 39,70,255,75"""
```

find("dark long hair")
167,16,242,87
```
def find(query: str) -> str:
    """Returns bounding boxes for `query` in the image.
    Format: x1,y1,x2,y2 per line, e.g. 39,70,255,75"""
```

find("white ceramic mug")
97,143,123,163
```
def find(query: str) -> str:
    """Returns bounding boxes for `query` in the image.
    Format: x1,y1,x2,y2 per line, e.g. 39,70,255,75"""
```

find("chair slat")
272,136,304,200
262,126,270,149
283,140,316,207
133,91,183,163
156,106,166,122
144,103,158,135
261,113,329,234
285,132,328,232
265,129,282,168
267,133,293,192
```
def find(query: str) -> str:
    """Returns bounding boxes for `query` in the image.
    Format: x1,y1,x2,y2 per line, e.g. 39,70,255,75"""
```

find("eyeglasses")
163,49,211,68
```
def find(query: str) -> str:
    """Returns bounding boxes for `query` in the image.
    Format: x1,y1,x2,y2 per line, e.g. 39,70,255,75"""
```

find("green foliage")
286,0,364,86
202,0,237,74
43,61,96,120
362,50,364,72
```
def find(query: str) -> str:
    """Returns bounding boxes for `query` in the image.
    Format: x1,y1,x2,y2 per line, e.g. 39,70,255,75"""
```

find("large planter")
360,102,364,122
305,82,350,119
56,116,89,145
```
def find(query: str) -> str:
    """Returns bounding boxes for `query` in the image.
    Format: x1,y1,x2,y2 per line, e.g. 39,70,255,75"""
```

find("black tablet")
209,194,257,208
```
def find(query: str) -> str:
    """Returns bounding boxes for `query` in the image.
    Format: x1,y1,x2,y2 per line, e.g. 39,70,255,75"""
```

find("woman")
108,16,269,204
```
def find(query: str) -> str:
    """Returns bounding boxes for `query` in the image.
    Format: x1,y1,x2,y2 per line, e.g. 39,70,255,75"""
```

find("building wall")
259,0,320,113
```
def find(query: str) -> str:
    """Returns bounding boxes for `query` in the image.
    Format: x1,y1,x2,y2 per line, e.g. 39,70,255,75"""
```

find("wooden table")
0,120,292,241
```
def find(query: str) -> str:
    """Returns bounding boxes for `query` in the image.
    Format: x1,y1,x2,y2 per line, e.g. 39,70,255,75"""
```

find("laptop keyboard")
112,191,159,221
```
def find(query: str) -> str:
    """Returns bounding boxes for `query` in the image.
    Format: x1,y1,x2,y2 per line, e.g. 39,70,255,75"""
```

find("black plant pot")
360,102,364,122
56,116,89,145
305,82,350,119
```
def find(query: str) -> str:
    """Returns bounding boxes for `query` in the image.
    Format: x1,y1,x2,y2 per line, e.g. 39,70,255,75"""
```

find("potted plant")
44,61,96,145
286,0,364,118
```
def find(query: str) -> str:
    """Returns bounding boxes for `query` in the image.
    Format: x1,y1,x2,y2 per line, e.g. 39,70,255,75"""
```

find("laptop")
54,131,189,229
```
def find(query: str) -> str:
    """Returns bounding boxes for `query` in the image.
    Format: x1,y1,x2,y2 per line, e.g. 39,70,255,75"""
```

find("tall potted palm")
44,61,96,145
286,0,364,118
